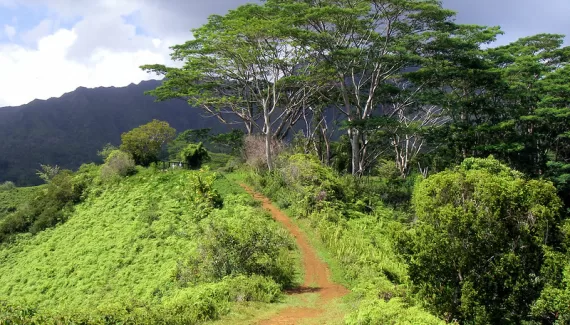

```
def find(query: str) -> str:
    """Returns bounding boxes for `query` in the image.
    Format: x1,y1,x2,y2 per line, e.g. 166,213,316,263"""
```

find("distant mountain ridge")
0,80,229,186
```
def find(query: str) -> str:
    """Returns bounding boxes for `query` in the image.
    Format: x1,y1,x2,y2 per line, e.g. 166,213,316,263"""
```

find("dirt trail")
240,185,349,325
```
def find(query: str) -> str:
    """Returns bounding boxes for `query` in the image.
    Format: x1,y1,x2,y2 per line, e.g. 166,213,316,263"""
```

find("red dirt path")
240,185,349,325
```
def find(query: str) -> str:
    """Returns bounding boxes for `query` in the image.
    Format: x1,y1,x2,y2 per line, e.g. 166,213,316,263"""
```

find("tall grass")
247,154,443,324
0,167,298,323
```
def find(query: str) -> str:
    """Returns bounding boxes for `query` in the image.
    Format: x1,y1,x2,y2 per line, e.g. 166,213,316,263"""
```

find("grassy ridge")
0,167,299,323
0,170,199,311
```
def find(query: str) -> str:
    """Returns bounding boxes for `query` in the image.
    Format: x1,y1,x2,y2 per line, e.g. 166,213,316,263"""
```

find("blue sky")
0,0,569,108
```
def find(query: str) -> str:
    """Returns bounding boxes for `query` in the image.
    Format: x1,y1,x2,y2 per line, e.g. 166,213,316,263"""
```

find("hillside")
0,167,299,323
0,80,231,186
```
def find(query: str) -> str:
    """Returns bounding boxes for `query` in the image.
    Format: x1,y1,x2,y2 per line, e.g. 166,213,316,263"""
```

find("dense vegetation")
1,0,570,324
0,184,41,221
0,166,298,324
248,153,569,324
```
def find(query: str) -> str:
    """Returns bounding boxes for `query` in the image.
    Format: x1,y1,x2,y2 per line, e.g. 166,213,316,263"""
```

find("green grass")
244,155,445,324
0,167,300,324
205,152,234,170
0,186,42,221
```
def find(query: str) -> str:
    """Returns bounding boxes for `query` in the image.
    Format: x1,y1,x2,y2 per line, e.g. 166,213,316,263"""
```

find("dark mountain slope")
0,80,229,185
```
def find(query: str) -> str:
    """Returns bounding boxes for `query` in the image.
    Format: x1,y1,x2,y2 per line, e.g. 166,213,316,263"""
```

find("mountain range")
0,80,228,186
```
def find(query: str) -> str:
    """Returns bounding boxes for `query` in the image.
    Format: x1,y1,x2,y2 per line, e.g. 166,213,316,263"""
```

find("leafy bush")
120,120,176,166
247,154,347,217
401,157,563,324
346,298,444,325
0,181,15,192
101,150,136,181
0,165,98,242
0,187,39,222
532,220,570,323
177,207,297,288
179,142,210,169
97,143,118,161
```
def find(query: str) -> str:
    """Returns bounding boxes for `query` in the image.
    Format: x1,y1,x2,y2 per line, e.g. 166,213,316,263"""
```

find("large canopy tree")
143,0,500,175
142,3,319,171
280,0,495,175
120,120,176,166
422,33,570,178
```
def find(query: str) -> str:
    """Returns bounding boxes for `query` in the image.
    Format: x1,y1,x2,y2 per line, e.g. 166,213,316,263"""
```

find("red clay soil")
240,185,350,325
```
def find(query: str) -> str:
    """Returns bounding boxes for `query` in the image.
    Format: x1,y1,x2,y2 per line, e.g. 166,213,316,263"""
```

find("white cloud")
20,19,54,45
3,25,16,40
66,13,153,61
0,0,253,107
0,26,171,107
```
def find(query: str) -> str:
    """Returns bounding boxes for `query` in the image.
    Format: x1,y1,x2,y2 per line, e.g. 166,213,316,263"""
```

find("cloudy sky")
0,0,568,108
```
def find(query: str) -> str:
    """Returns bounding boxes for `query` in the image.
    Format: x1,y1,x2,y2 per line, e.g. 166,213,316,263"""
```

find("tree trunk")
350,128,361,176
264,108,273,171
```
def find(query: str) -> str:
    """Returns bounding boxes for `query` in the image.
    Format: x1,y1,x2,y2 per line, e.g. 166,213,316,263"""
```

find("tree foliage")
120,120,176,166
100,150,136,181
179,143,210,169
401,157,563,324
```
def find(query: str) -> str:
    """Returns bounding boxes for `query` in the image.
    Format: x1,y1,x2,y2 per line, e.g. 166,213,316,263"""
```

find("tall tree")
279,0,476,175
488,34,570,175
424,34,570,177
537,65,570,207
142,4,318,171
407,24,504,171
120,120,176,166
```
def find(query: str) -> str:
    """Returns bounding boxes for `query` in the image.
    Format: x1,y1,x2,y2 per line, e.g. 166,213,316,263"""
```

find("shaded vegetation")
0,185,41,222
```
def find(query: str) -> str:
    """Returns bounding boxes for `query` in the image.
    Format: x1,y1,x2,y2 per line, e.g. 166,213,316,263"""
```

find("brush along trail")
241,185,349,325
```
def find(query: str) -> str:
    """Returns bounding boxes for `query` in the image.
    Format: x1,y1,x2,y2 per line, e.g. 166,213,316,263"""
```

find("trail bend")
240,185,349,325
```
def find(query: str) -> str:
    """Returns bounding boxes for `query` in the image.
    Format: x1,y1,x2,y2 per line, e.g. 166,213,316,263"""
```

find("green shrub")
0,165,97,241
0,186,39,222
402,157,563,324
248,154,346,217
120,120,176,166
532,220,570,323
532,265,570,324
177,208,297,289
101,150,136,181
179,142,210,169
97,143,118,161
0,209,31,241
0,181,15,192
346,298,444,325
